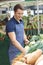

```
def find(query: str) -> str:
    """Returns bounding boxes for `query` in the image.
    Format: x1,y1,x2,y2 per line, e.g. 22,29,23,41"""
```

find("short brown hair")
14,4,24,12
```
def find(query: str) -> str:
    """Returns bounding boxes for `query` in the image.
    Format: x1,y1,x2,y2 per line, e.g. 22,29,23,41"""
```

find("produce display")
22,14,43,30
0,33,5,38
26,49,42,64
0,14,10,21
12,61,28,65
11,34,43,65
0,13,10,25
0,30,6,40
35,55,43,65
30,35,40,42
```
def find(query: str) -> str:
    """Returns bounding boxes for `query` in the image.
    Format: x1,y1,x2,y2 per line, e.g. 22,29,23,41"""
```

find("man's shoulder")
9,17,14,23
6,17,16,31
7,17,16,25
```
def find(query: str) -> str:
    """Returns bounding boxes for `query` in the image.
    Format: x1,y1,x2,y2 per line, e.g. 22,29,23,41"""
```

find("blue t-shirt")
6,17,24,62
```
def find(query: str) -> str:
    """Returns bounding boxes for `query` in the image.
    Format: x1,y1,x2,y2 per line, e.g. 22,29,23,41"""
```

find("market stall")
0,0,43,65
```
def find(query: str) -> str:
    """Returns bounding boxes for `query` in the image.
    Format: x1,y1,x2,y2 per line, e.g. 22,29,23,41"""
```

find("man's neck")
14,16,20,23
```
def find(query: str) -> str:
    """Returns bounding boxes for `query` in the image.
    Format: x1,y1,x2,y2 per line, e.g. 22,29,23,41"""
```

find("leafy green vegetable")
30,35,40,42
28,42,40,53
28,41,43,53
0,33,5,38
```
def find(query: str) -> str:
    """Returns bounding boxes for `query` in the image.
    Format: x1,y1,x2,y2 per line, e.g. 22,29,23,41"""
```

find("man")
6,4,29,64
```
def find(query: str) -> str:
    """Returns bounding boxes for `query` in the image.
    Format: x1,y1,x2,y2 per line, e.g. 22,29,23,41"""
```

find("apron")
8,21,24,63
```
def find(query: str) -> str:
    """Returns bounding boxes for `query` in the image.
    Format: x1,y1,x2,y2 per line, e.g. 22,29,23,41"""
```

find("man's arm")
8,32,25,54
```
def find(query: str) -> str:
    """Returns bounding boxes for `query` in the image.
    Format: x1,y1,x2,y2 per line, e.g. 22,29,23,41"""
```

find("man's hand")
23,48,28,55
24,39,30,45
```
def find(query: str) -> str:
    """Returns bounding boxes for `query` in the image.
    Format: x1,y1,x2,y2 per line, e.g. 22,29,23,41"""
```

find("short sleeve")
6,21,15,33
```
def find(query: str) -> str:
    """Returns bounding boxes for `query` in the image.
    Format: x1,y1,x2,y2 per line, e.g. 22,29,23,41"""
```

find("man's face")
14,9,23,20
